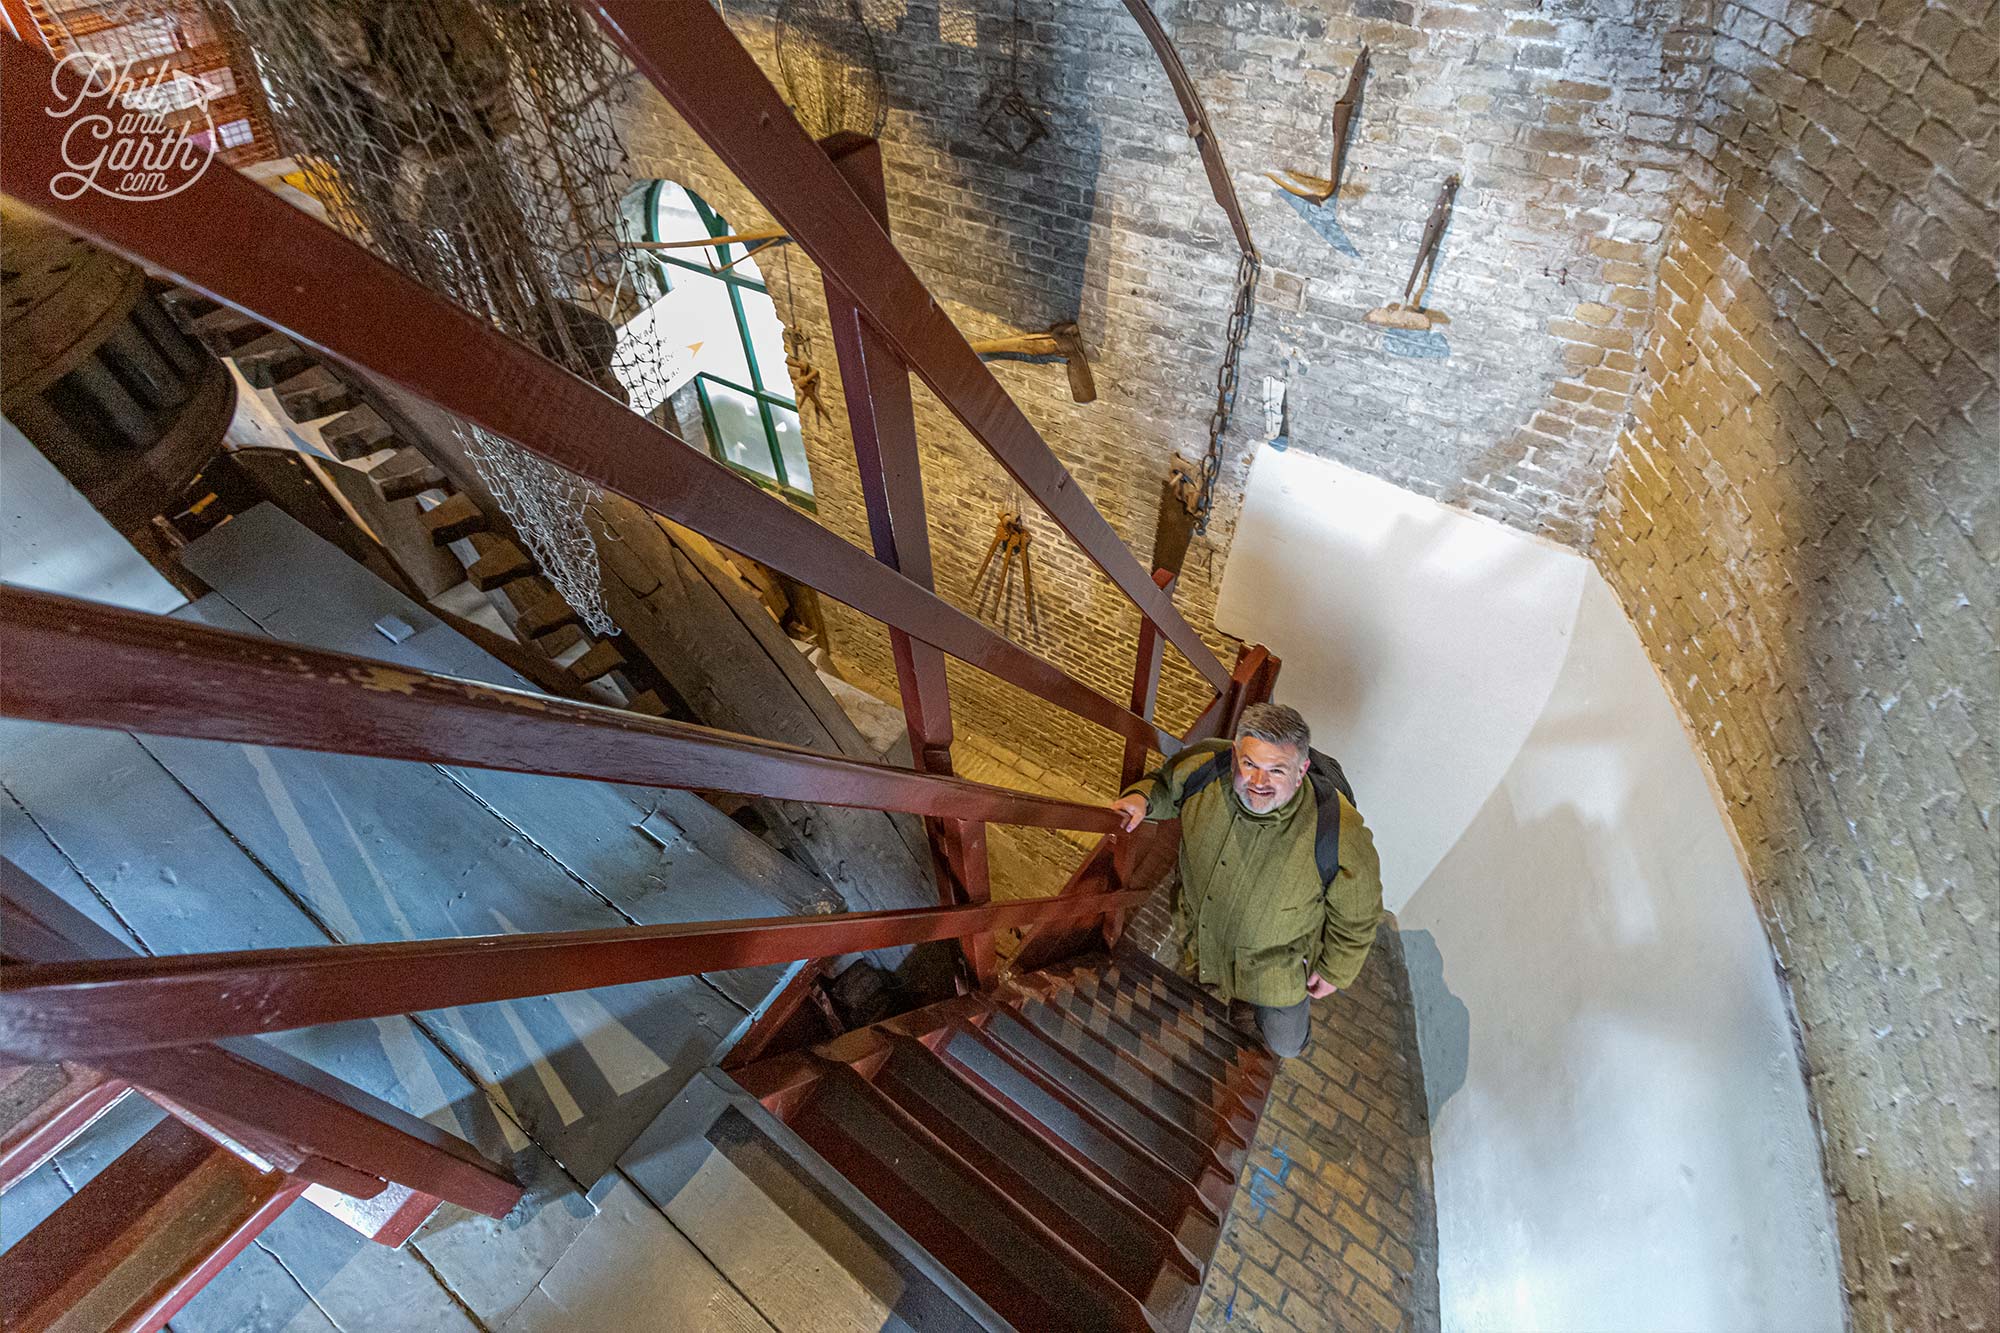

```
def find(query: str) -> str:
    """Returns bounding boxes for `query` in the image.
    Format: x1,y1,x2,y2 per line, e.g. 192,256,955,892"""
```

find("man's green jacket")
1123,739,1383,1007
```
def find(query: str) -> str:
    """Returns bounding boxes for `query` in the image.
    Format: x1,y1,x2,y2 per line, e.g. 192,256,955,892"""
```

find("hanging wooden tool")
968,321,1096,403
970,509,1041,637
1367,174,1460,331
1266,45,1369,205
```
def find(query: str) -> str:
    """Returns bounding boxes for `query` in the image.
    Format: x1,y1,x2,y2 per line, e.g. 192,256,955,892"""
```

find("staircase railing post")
1120,569,1177,792
819,133,994,990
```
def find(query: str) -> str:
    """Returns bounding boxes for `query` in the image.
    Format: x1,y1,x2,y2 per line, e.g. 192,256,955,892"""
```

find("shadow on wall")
869,0,1104,331
1398,928,1468,1123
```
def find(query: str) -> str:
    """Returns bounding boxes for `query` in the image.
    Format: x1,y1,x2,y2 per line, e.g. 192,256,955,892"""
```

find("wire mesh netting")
775,0,887,141
202,0,684,634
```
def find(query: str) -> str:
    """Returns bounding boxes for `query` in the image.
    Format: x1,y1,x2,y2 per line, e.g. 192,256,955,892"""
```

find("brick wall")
617,0,1707,794
1593,0,1998,1326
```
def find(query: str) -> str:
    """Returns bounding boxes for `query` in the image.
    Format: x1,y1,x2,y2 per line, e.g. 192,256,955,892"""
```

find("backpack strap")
1175,749,1231,805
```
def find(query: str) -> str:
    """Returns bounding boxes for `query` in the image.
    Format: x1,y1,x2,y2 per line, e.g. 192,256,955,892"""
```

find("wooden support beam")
821,133,994,988
1121,569,1176,791
0,41,1170,754
582,2,1230,693
0,585,1124,834
0,886,1151,1060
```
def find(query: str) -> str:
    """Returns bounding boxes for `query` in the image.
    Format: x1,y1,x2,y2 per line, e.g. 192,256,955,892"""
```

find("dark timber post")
1121,569,1177,791
819,133,995,989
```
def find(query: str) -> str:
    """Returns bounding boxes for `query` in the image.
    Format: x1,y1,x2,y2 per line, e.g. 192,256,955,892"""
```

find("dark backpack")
1179,747,1357,886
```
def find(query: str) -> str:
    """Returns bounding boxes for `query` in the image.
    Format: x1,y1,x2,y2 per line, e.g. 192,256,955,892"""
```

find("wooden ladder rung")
569,639,625,683
189,306,266,353
514,594,582,640
368,448,444,502
318,404,394,459
275,366,358,424
421,493,486,546
468,538,537,591
230,332,312,390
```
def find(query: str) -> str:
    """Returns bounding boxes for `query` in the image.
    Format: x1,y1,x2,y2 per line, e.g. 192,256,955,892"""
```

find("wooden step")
319,404,395,460
158,288,220,324
514,594,582,640
188,306,266,354
229,331,313,389
0,1119,304,1333
275,366,358,423
625,689,668,717
0,1062,129,1192
467,537,537,592
368,448,446,502
421,493,486,545
568,638,625,684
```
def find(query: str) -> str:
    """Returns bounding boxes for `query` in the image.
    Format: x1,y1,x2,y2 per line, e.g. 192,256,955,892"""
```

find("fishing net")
776,0,887,140
199,0,678,634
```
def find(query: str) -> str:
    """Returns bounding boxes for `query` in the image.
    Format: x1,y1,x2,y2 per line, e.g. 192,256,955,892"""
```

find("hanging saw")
970,320,1097,403
1367,173,1460,331
1267,45,1369,205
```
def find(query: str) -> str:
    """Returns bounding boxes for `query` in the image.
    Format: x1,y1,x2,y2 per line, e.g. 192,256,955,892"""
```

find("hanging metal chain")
1195,249,1261,534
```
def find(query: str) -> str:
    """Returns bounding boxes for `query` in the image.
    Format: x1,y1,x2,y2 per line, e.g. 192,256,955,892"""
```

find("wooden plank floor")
0,504,823,1330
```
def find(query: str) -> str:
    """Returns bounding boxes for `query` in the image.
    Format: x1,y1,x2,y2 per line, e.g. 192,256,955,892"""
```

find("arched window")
638,181,811,501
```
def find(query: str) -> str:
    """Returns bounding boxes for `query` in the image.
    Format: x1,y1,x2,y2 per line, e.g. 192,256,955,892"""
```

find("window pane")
652,182,722,269
704,380,778,481
670,273,752,387
737,287,793,402
770,403,811,494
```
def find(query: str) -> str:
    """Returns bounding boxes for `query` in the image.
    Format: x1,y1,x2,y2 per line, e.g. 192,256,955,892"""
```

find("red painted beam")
0,586,1124,834
0,1118,306,1333
1121,570,1177,791
0,888,1150,1061
0,37,1168,756
821,133,994,987
581,0,1231,693
2,862,522,1218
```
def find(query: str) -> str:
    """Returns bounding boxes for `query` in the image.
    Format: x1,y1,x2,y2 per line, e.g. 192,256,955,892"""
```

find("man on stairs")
1112,703,1383,1057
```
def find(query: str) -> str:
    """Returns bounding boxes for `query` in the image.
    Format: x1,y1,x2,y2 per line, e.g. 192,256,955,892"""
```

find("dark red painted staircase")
625,947,1276,1332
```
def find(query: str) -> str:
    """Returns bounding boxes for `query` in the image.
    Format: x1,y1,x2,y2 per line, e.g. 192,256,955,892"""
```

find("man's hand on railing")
1112,793,1149,832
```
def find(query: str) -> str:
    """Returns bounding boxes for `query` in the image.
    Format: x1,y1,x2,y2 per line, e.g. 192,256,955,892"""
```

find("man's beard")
1233,775,1286,813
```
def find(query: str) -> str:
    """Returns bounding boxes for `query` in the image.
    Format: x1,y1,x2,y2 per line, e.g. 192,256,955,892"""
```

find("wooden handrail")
0,586,1128,833
0,38,1168,754
583,0,1231,693
0,887,1150,1061
2,863,523,1217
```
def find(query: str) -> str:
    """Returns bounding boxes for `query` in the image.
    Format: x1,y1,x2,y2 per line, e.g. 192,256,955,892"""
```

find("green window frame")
641,181,812,506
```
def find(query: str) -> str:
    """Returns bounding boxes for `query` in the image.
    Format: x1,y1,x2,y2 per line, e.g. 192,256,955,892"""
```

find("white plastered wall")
1216,447,1843,1332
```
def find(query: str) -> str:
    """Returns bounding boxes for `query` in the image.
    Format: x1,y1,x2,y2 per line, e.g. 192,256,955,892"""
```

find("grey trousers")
1230,997,1312,1058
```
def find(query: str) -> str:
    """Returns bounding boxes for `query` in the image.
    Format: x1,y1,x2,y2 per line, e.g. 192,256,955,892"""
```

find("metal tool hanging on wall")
971,509,1041,637
969,321,1096,402
1266,45,1369,205
981,0,1051,158
1368,174,1460,331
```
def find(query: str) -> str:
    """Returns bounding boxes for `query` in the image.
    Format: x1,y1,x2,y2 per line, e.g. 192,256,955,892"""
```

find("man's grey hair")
1235,702,1310,757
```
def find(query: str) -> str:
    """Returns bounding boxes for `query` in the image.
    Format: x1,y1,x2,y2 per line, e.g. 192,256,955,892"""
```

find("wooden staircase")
625,949,1278,1332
